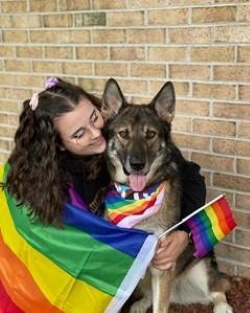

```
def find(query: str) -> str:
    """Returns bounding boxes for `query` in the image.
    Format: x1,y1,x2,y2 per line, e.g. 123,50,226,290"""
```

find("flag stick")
158,193,225,239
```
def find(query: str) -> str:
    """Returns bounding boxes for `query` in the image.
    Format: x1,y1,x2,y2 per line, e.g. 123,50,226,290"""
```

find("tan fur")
128,182,179,313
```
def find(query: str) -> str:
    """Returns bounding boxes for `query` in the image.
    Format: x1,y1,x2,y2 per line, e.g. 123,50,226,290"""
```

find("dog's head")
102,78,177,191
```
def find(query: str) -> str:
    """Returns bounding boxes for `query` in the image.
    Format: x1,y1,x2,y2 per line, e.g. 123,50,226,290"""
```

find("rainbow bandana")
105,182,166,228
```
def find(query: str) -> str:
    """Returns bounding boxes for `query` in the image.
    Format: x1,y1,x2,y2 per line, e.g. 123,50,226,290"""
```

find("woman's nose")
89,125,101,138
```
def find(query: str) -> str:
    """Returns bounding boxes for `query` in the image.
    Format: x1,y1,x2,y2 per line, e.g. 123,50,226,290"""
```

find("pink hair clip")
44,77,59,89
29,93,39,111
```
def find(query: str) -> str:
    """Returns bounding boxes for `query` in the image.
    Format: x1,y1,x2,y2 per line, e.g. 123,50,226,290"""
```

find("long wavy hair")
6,78,102,226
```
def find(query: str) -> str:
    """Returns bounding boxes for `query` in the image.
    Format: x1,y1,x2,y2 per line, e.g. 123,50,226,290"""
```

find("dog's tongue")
129,174,147,192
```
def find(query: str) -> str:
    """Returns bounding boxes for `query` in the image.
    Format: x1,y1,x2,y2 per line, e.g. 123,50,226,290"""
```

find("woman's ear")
59,144,66,151
55,133,66,151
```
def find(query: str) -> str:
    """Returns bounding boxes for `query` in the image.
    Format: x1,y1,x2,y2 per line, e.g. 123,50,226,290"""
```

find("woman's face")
54,98,106,156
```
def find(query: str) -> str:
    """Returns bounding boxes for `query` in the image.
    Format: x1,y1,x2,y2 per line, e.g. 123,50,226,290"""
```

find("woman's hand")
152,230,189,270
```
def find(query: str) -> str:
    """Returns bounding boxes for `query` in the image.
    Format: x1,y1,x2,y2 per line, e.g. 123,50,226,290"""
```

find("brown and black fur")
102,78,233,313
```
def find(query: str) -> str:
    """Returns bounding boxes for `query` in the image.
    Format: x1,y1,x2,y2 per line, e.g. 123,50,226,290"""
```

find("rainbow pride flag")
186,194,237,258
158,194,237,258
0,164,157,313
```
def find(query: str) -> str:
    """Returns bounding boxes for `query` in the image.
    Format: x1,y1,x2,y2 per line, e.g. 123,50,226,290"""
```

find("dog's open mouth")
122,165,148,192
128,174,147,192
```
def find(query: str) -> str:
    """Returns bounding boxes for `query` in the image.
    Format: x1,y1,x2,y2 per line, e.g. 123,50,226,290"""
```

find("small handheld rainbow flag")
0,164,157,313
159,194,237,258
186,194,237,258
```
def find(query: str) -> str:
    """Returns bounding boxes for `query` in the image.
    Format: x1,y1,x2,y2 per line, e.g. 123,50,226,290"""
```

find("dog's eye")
146,131,156,139
118,130,129,139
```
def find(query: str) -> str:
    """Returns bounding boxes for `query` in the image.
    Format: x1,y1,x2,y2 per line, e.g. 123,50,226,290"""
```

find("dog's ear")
150,82,175,123
102,78,126,121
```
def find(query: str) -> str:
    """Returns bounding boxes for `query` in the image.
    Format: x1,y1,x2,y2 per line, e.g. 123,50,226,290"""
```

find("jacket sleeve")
177,158,206,233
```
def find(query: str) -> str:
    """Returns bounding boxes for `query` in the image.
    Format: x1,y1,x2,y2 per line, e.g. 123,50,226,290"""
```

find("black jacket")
178,154,206,232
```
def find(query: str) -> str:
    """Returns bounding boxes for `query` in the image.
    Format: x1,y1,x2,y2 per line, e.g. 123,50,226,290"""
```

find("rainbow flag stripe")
186,195,237,258
0,164,157,312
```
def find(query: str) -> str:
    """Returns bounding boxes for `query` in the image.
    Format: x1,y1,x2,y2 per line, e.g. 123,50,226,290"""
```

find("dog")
102,78,233,313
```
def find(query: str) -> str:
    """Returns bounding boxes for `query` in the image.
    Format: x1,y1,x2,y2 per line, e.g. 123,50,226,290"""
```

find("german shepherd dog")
102,78,233,313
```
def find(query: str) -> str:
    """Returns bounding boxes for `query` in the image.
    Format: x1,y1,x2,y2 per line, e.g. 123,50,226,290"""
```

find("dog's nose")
129,157,145,171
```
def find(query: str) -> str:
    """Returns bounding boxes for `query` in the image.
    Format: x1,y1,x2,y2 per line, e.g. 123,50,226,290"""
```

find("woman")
6,77,110,226
2,77,206,308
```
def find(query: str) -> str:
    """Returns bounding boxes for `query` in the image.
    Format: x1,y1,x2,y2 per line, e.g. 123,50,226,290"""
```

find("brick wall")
0,0,249,277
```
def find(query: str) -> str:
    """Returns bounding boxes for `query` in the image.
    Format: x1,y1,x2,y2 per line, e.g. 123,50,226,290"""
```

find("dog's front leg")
150,266,173,313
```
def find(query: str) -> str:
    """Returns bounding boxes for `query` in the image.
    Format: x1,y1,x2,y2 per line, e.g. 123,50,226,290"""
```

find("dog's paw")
129,290,152,313
129,299,151,313
213,302,234,313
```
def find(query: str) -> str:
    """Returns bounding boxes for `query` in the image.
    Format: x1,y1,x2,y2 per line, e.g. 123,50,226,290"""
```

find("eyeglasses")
60,109,102,146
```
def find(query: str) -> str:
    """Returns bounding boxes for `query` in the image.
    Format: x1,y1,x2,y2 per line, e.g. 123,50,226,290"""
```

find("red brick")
213,173,250,193
233,211,250,229
110,47,145,61
130,64,165,78
213,138,250,157
43,14,72,28
3,30,28,43
215,244,250,264
127,29,165,44
95,63,128,77
237,5,250,22
0,46,15,57
235,229,250,247
238,122,250,139
215,26,250,43
236,194,250,210
148,47,187,62
193,83,236,100
172,116,192,133
169,27,213,44
93,0,126,9
214,66,250,82
238,46,250,63
59,0,89,11
148,8,188,25
108,11,144,26
170,64,210,80
173,133,210,151
127,0,166,8
213,102,250,120
29,0,57,12
62,62,93,76
16,46,43,59
2,1,27,13
192,6,236,23
237,265,250,278
193,119,236,137
92,29,126,43
76,47,108,60
191,46,235,63
239,85,250,101
176,100,209,116
237,158,250,176
192,152,234,172
150,81,189,98
45,47,73,59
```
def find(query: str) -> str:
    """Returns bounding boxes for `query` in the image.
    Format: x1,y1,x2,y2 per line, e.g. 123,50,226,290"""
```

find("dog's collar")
114,182,163,200
105,182,166,228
